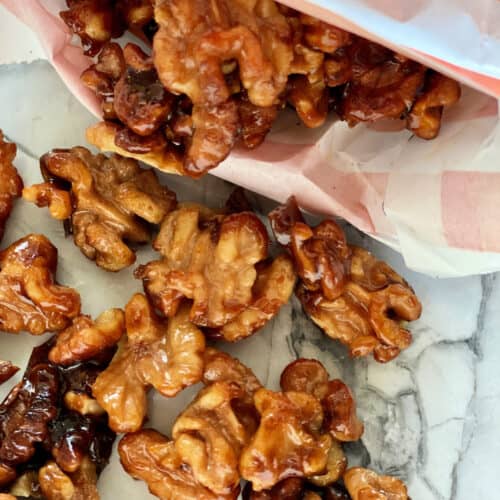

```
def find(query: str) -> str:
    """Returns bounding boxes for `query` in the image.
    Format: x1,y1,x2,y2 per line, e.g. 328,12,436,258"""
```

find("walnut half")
23,147,177,271
0,234,81,334
92,293,205,433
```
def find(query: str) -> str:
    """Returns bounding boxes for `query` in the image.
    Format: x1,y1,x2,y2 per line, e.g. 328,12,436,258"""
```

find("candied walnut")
0,338,115,493
324,49,352,88
22,183,72,220
60,0,124,57
92,293,205,432
113,43,176,137
270,199,422,362
287,75,328,128
202,347,262,435
0,363,18,386
407,72,461,140
343,467,409,500
153,0,293,175
240,388,332,491
39,456,99,500
280,359,363,442
0,360,59,472
26,147,176,271
0,234,81,334
0,132,23,244
80,42,126,120
137,206,269,327
211,254,296,342
238,93,279,149
173,381,253,496
119,429,238,500
86,121,184,175
49,308,125,366
339,41,426,126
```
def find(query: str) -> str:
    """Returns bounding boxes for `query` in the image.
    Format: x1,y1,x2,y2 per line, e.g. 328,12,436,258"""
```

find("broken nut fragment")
92,293,205,432
24,146,176,271
0,131,23,243
0,234,81,334
343,467,409,500
137,206,269,328
49,308,125,366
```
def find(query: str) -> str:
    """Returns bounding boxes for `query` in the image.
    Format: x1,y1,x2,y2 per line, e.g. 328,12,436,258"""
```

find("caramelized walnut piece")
81,42,126,119
92,293,205,432
0,363,58,471
240,388,333,491
153,0,293,175
0,234,81,334
287,75,328,128
212,254,296,342
280,359,364,442
0,132,23,243
137,206,269,327
64,391,104,417
114,43,176,138
60,0,124,56
407,72,461,139
238,93,279,149
0,363,18,386
119,429,238,500
26,147,176,271
339,41,426,126
117,0,155,43
49,308,125,366
270,199,422,362
172,381,252,496
344,467,409,500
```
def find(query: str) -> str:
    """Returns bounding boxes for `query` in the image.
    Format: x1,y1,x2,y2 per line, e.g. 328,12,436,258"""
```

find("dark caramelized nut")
0,234,81,334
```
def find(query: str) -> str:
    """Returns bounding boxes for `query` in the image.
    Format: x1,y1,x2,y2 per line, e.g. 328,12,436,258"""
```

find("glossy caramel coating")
49,308,125,366
92,294,205,432
344,467,409,500
270,198,422,363
0,132,23,244
0,234,81,334
25,147,176,271
137,206,269,328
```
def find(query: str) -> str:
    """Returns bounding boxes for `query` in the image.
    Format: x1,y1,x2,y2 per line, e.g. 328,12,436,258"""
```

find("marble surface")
0,61,499,500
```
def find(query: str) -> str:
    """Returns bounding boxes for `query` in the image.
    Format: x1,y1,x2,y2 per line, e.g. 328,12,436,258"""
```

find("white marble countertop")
0,61,498,500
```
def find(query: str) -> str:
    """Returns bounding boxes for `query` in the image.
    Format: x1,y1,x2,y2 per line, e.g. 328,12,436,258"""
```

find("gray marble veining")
0,61,499,500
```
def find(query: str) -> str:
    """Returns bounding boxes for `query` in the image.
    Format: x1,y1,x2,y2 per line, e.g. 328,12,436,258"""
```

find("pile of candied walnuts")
60,0,461,178
0,129,421,498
